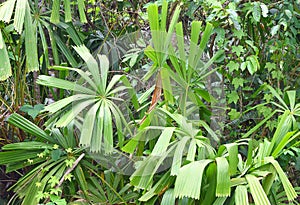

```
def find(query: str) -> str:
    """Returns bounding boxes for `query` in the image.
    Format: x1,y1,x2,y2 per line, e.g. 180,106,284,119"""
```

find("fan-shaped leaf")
80,101,101,147
37,75,95,95
14,0,26,33
0,0,16,23
264,157,297,201
7,113,54,143
151,127,175,156
235,185,249,205
171,136,190,176
161,189,175,205
0,30,11,81
55,99,98,127
245,174,270,205
216,157,231,197
174,160,212,199
24,1,38,72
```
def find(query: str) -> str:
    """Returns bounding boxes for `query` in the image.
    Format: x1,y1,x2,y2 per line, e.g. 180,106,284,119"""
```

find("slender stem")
88,168,128,205
56,153,85,188
0,95,13,112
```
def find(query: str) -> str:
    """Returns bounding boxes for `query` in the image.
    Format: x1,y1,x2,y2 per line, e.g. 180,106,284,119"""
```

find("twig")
56,153,85,188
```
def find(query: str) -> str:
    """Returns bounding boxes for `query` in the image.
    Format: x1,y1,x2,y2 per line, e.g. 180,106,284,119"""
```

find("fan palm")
0,113,138,205
129,110,299,204
172,111,299,204
37,45,136,153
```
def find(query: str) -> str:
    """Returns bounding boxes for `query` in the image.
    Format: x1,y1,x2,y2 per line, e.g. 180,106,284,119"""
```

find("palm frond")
174,160,213,199
0,29,12,81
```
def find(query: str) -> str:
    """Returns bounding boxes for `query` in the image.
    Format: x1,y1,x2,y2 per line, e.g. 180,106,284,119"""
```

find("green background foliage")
0,0,299,204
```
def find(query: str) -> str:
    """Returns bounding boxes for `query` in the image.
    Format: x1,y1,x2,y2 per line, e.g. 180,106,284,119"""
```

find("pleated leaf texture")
37,45,133,153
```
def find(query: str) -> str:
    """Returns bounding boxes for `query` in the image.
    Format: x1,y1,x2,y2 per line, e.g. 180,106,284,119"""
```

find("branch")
56,153,85,188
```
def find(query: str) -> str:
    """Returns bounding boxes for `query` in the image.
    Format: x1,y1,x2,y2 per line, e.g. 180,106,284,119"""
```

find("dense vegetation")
0,0,299,204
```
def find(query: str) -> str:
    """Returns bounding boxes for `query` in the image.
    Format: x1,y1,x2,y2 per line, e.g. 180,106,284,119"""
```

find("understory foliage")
0,0,299,204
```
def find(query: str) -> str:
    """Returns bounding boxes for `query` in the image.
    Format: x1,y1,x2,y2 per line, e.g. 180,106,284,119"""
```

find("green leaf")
65,158,74,167
55,99,98,127
38,22,50,67
147,3,160,62
235,185,249,205
232,78,244,90
233,29,245,39
51,149,63,161
7,113,55,143
90,105,104,153
268,110,291,155
14,0,26,33
228,109,240,120
80,101,101,147
164,5,180,55
48,176,59,188
284,9,292,19
242,110,277,139
241,61,247,71
264,157,297,201
0,150,40,165
287,90,296,110
271,25,280,37
161,189,175,205
260,3,268,17
174,160,212,199
24,1,38,72
20,104,44,119
130,151,172,190
227,91,239,104
232,46,244,57
245,174,270,205
139,172,175,201
160,0,168,31
64,0,71,22
47,25,59,65
57,22,82,46
227,61,239,73
37,75,95,95
42,95,92,113
271,131,299,158
77,0,87,23
171,136,190,176
74,45,101,88
265,62,276,71
98,54,110,90
245,41,259,55
161,66,174,104
50,0,60,24
106,75,124,96
188,21,202,68
253,2,261,22
213,197,227,205
227,8,240,30
195,22,214,64
103,101,113,153
151,127,175,156
0,0,16,23
223,143,238,176
248,55,260,73
0,30,12,81
2,141,52,150
54,34,78,67
216,157,231,197
186,138,197,161
175,22,186,77
246,60,255,75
